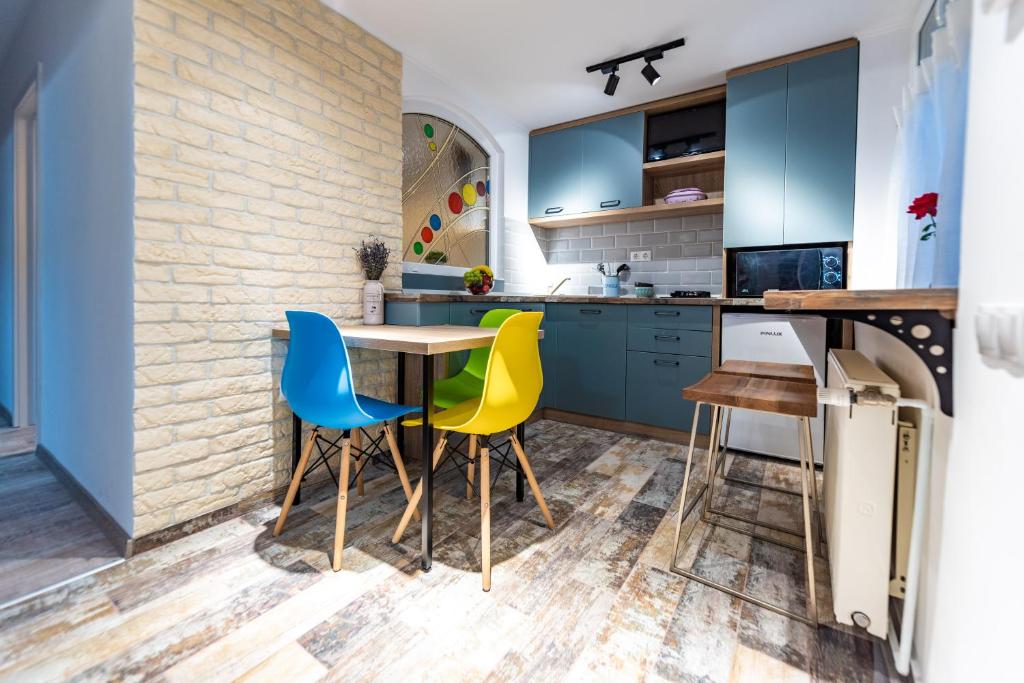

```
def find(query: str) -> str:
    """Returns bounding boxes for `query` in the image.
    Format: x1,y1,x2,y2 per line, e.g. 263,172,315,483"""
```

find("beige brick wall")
132,0,403,536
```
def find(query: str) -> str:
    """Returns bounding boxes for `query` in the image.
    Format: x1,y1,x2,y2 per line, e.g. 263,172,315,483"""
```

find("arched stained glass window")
402,113,490,268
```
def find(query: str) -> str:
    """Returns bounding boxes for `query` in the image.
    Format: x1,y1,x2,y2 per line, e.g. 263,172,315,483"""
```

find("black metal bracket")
820,309,955,416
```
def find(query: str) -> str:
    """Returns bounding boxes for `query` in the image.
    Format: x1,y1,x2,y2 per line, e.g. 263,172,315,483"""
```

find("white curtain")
896,0,972,288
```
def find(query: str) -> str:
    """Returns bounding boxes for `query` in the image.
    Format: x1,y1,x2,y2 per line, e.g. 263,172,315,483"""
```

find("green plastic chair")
434,308,520,409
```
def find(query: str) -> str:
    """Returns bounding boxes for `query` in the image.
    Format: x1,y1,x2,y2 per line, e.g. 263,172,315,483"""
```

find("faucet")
548,277,571,295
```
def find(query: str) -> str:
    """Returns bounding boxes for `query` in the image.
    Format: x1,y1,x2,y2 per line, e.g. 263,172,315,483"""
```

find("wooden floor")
0,420,902,682
0,451,122,608
0,426,37,458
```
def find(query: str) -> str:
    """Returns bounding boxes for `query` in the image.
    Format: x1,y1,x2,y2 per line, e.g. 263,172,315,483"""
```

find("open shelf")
528,197,724,229
643,150,725,177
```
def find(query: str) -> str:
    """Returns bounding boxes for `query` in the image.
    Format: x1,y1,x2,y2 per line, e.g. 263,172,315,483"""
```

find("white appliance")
720,313,827,463
822,349,899,638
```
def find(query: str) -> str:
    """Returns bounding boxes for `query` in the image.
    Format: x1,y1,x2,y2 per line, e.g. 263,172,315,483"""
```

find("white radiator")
822,349,899,638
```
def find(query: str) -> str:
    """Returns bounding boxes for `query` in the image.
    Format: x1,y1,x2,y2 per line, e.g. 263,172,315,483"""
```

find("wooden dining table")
271,323,544,571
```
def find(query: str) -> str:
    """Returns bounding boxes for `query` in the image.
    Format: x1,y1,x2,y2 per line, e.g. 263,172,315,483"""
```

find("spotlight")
603,68,619,96
641,59,661,86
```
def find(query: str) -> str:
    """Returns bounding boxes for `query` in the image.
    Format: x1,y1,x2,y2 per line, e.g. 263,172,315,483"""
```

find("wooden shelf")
529,197,724,229
643,150,725,177
763,288,958,317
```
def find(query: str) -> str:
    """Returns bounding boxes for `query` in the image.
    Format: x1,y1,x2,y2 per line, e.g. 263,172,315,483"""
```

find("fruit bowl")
463,265,494,295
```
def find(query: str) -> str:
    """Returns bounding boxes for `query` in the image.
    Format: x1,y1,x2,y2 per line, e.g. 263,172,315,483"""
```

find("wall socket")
630,250,652,262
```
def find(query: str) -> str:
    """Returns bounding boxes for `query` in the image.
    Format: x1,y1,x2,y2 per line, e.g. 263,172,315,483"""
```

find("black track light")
641,59,661,86
586,37,682,95
603,68,619,96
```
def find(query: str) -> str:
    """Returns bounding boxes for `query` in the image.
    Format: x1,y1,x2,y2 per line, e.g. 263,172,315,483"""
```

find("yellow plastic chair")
392,311,555,591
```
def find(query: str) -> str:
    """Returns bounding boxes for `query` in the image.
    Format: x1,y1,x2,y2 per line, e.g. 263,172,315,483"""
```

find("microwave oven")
733,246,845,297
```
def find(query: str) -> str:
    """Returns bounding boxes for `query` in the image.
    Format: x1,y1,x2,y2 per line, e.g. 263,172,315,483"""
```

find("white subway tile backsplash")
532,211,723,296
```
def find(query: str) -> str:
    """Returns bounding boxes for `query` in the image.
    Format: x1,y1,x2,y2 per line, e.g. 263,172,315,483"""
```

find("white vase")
363,279,384,325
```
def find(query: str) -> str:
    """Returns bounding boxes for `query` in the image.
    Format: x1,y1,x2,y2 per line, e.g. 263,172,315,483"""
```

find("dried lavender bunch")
354,237,390,280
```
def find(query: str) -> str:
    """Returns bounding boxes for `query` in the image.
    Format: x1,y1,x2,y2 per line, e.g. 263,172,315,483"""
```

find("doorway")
12,77,38,432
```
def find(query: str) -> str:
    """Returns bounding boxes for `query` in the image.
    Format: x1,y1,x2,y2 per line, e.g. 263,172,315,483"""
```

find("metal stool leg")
798,416,819,624
700,406,723,523
671,402,706,566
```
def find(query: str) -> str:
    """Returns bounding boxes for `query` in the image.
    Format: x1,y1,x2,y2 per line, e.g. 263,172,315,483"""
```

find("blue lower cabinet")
448,302,545,326
626,351,711,433
384,302,450,326
626,305,712,331
551,304,627,420
627,326,712,356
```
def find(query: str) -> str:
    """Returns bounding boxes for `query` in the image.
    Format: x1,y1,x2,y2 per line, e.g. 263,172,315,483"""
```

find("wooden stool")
670,372,820,625
708,360,823,548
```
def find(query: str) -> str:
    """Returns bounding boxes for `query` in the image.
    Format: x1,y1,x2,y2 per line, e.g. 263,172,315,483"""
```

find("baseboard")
36,445,132,558
130,476,336,556
0,404,11,428
541,408,711,447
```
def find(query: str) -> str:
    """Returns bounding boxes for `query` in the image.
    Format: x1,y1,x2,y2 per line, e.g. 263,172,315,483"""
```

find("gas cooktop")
669,290,712,298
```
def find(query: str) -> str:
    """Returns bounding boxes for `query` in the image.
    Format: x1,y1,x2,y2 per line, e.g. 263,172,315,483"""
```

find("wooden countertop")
385,292,764,307
763,288,958,317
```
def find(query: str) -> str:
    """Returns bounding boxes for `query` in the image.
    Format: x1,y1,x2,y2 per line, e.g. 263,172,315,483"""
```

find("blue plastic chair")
274,310,419,571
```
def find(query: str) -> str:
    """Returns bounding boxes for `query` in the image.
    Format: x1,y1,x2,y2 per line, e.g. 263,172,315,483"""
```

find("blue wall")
0,0,135,533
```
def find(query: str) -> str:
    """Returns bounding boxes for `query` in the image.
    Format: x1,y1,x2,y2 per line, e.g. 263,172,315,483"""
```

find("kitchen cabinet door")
528,127,582,218
580,112,644,213
783,46,859,245
723,65,789,248
626,351,711,432
551,304,627,420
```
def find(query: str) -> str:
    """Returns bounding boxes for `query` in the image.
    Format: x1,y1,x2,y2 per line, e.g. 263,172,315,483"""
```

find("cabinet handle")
545,206,564,215
470,308,489,314
654,359,680,367
654,335,680,341
580,308,603,315
654,310,681,317
600,199,621,208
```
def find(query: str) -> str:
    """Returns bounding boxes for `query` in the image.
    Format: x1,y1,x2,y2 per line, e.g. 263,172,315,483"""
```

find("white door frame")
13,77,39,428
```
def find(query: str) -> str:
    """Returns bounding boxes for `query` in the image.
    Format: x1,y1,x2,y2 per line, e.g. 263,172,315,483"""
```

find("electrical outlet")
630,250,652,262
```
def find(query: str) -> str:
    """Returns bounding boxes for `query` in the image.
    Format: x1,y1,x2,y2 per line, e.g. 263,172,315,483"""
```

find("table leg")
515,422,525,502
291,412,302,505
420,354,434,572
397,352,406,456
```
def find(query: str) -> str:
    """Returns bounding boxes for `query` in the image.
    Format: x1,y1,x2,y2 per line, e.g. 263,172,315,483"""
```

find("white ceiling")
329,0,915,130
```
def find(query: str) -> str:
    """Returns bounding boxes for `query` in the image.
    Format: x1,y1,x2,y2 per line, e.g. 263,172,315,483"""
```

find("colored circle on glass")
423,123,434,138
420,227,433,243
448,192,463,214
413,242,423,255
476,181,486,196
429,214,442,230
428,141,437,152
461,183,477,206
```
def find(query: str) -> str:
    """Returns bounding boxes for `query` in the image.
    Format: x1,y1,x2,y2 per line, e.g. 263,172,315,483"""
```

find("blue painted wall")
0,0,135,533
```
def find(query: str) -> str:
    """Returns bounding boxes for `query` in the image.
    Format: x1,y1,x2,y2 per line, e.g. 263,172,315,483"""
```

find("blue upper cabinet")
724,44,859,248
528,127,582,218
723,65,789,248
784,46,859,245
579,113,644,213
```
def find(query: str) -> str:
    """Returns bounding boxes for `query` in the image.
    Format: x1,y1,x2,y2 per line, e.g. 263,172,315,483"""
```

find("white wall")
401,59,550,294
851,25,913,289
0,0,135,533
920,2,1023,679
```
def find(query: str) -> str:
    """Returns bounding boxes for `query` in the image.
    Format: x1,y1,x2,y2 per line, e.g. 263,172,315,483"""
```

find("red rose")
907,192,939,220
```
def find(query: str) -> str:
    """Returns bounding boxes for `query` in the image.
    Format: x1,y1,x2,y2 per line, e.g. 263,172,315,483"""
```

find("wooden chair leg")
274,427,318,536
382,424,420,522
353,429,364,496
466,434,477,499
332,435,353,571
509,432,555,530
391,433,447,543
480,445,491,592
